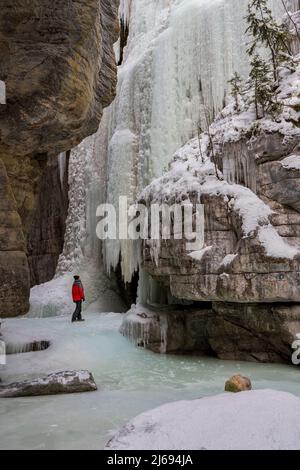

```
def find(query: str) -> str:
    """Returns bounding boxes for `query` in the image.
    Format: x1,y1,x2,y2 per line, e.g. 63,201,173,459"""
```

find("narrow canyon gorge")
0,0,300,451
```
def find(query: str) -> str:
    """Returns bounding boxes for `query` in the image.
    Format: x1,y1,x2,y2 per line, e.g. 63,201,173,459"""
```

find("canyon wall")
0,0,119,317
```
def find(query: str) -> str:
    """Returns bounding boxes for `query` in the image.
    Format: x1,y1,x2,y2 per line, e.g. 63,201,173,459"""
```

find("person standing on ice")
71,275,85,322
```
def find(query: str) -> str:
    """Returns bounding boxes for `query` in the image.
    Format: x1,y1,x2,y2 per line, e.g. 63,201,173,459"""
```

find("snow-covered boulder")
0,370,97,398
106,390,300,450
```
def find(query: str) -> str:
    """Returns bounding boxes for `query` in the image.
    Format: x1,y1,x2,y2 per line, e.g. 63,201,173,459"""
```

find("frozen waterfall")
53,0,299,289
99,0,297,284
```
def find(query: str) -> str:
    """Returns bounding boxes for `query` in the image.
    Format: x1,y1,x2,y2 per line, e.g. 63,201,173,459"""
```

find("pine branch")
257,1,278,80
281,0,300,43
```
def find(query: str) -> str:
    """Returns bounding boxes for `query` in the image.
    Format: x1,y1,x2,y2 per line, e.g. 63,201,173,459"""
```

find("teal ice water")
0,311,299,450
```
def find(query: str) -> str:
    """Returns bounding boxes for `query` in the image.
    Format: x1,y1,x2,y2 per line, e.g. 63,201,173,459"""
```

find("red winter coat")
72,280,85,302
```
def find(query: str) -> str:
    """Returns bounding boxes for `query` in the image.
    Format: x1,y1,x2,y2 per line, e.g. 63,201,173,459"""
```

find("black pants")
72,300,82,322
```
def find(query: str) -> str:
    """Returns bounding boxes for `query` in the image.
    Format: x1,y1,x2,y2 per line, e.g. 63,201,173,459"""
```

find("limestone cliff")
0,0,119,317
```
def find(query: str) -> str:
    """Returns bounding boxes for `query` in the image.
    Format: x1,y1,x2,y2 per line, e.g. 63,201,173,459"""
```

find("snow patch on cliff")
141,134,299,260
220,253,238,267
258,225,299,259
281,154,300,170
188,246,213,262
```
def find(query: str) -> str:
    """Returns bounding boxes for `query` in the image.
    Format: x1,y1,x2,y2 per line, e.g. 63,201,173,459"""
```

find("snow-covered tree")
228,72,243,111
246,0,292,81
249,54,275,118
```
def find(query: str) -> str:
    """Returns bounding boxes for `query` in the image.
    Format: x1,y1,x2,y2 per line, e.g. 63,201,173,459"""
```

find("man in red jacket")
72,275,85,322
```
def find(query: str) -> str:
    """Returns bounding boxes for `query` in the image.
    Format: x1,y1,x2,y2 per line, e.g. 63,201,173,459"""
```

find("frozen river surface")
0,305,299,450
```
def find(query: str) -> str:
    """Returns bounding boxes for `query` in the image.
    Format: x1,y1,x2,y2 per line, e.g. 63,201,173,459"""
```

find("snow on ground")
106,389,300,450
28,264,126,318
1,309,123,384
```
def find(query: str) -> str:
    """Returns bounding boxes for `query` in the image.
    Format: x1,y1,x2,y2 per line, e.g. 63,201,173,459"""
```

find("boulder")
207,302,300,363
225,374,252,393
0,370,97,397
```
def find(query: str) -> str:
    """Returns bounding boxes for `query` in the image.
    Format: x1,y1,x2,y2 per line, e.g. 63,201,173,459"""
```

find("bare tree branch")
281,0,300,43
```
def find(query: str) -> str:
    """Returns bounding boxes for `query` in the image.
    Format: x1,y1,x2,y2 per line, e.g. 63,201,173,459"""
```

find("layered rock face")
0,370,97,397
0,0,119,159
130,59,300,363
208,302,300,363
27,154,69,286
0,160,29,315
0,1,119,317
143,144,300,289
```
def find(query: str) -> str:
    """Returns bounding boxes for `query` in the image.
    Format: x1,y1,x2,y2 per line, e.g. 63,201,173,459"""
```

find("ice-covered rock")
0,370,97,398
120,304,211,354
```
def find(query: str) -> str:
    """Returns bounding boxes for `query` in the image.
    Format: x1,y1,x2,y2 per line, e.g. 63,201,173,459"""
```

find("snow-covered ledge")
106,390,300,450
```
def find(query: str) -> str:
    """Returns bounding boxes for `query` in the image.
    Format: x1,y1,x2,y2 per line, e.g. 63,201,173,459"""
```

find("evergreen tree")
228,72,243,111
246,0,292,81
198,78,221,180
249,54,275,119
